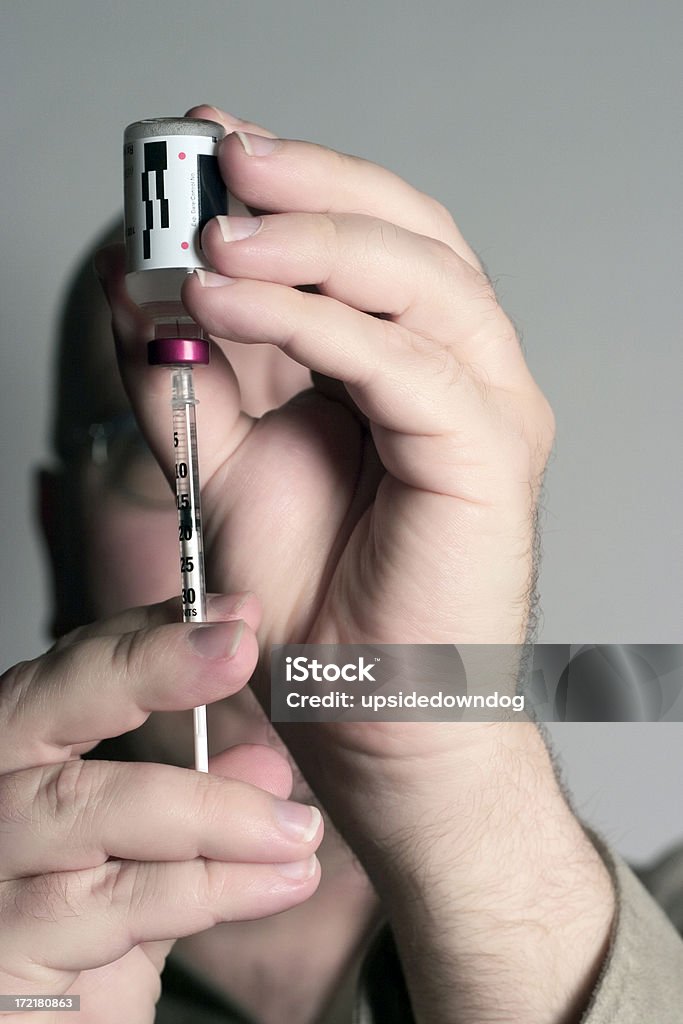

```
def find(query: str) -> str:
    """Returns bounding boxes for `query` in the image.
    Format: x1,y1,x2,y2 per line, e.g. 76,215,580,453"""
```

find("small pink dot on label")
181,241,189,250
178,151,186,160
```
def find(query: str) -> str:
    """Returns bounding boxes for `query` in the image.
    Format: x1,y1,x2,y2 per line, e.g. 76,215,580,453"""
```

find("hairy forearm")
343,726,616,1024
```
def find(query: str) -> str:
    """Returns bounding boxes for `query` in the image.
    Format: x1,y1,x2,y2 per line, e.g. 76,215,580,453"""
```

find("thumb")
209,743,294,800
93,243,250,488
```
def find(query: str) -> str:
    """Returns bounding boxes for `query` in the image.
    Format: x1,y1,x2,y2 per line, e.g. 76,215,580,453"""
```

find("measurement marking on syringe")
171,366,209,771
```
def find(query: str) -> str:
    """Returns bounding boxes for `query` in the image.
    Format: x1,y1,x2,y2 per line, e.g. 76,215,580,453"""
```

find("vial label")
124,133,227,273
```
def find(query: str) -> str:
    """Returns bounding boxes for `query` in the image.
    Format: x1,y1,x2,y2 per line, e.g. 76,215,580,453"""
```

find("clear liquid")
125,268,205,339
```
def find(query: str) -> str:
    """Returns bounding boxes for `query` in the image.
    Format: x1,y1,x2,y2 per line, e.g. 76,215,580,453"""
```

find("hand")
0,595,322,1023
98,105,614,1024
99,102,559,880
101,103,554,737
96,98,560,869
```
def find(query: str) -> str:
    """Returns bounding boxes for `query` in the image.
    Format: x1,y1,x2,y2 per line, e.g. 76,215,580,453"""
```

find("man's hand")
0,595,322,1023
99,105,613,1023
103,104,553,691
98,100,557,855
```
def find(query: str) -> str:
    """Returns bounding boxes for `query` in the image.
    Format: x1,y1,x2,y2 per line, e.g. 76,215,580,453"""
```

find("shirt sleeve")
353,832,683,1024
577,832,683,1024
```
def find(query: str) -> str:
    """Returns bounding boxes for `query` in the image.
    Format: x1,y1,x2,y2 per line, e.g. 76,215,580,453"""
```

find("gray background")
1,2,680,861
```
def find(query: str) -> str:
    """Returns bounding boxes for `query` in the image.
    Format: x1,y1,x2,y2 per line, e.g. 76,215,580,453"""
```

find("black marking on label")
197,154,227,248
141,141,169,259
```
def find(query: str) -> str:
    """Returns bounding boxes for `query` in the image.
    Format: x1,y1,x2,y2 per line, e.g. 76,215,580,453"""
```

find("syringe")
149,335,211,773
172,364,208,771
123,116,230,773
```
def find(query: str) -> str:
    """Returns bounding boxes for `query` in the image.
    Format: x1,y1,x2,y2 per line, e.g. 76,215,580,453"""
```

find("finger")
95,242,256,485
65,945,171,1022
216,127,482,268
0,759,321,879
183,275,544,497
188,106,480,268
0,617,257,774
200,211,528,385
184,103,278,141
208,742,293,799
183,272,492,439
184,105,279,221
55,592,261,648
3,855,320,985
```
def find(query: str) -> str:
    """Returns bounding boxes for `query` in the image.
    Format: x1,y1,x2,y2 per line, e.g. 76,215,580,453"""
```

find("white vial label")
124,133,226,273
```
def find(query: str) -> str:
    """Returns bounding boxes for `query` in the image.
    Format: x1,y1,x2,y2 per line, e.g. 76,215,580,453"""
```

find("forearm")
337,725,616,1024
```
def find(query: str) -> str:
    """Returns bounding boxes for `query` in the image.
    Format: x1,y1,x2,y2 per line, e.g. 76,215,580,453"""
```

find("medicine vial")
123,117,233,355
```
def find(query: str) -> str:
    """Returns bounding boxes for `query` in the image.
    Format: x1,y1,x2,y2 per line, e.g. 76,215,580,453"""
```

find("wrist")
348,725,615,1023
295,722,543,865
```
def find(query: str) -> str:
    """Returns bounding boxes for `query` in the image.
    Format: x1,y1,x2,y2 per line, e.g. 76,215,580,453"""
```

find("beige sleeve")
579,832,683,1023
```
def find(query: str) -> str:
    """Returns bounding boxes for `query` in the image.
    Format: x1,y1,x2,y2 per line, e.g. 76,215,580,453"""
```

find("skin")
38,249,379,1024
0,105,615,1024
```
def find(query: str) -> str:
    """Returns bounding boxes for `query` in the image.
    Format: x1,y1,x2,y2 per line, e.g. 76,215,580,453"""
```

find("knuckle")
423,234,484,301
157,594,184,624
508,392,557,484
109,628,140,681
422,194,458,239
471,266,502,320
201,859,233,919
402,321,463,386
428,235,465,280
315,213,341,274
109,628,159,715
40,759,102,831
118,860,151,917
524,388,556,465
540,393,556,440
372,220,402,258
85,858,151,948
51,621,90,652
94,858,138,913
193,773,235,830
0,659,38,729
334,147,362,184
96,627,154,724
537,395,557,455
95,859,121,904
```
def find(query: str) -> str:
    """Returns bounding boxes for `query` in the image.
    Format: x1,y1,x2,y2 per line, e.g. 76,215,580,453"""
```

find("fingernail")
217,215,262,242
188,105,245,125
274,801,322,842
235,131,279,156
194,268,236,287
189,620,244,658
276,855,318,880
207,106,243,124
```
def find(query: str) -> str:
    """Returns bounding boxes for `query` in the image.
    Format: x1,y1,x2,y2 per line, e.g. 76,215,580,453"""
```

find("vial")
123,116,238,363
